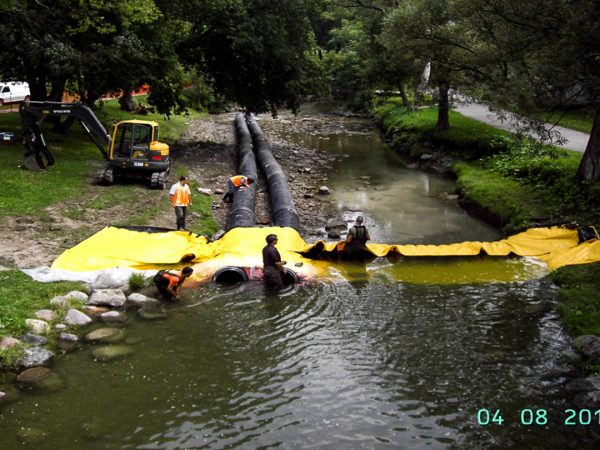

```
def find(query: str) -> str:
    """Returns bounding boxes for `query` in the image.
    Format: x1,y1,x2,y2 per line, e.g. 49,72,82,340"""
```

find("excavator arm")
19,101,111,171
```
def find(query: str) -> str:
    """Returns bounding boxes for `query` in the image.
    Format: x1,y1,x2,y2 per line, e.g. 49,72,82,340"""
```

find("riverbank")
373,98,600,353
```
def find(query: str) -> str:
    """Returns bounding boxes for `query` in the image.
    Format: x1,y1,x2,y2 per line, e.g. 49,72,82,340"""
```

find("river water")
1,109,594,449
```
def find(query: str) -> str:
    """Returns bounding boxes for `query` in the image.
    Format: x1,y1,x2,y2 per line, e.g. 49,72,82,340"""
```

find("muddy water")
1,109,593,449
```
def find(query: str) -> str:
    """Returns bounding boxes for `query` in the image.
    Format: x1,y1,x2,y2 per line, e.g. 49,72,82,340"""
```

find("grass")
550,263,600,336
0,270,85,338
539,108,595,134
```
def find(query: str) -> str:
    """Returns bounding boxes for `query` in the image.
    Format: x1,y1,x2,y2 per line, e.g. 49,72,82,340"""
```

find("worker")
222,175,255,203
342,216,371,261
262,234,287,291
153,267,194,301
170,176,192,230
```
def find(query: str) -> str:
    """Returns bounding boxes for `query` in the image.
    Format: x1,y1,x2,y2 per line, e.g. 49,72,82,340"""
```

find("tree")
177,0,321,114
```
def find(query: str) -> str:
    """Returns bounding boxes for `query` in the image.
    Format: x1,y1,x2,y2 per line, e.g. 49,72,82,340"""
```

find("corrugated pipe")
245,113,300,231
227,113,259,230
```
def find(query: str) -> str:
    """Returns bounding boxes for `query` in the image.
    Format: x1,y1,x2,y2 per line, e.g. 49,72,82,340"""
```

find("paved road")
452,100,590,153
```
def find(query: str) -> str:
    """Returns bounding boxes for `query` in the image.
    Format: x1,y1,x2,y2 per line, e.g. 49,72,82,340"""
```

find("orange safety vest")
172,183,191,206
230,175,250,188
162,271,182,288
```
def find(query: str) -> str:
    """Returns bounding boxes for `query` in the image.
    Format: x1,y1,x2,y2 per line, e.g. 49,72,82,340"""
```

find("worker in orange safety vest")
222,175,255,203
169,176,192,230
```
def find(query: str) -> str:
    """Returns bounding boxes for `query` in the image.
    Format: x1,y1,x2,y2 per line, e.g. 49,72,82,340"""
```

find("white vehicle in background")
0,81,30,106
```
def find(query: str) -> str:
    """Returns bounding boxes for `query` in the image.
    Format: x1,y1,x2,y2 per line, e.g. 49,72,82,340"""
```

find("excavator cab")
20,101,171,189
98,120,171,188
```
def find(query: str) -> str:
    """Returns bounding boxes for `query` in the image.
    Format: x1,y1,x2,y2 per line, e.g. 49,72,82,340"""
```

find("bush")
128,273,147,291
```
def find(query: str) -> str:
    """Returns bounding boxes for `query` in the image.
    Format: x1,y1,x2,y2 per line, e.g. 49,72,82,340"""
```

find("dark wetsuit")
343,225,370,260
262,244,284,290
154,271,182,301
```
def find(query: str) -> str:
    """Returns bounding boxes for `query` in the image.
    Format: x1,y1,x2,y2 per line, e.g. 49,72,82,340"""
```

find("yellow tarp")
51,225,600,281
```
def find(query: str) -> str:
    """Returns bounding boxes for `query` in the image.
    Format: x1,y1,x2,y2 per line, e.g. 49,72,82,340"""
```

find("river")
0,107,595,449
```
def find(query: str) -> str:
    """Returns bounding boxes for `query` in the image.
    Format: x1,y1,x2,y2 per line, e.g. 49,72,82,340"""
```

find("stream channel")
1,106,594,449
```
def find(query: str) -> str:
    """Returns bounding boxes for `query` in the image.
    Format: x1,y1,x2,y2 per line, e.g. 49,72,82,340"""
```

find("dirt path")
0,112,340,269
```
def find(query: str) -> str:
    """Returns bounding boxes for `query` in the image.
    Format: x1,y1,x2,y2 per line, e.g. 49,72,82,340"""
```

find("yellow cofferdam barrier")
51,226,600,280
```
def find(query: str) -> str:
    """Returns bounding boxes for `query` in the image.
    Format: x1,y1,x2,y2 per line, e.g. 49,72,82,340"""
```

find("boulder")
17,348,54,368
325,218,348,232
327,230,341,239
197,187,212,195
64,290,89,302
16,367,63,392
0,336,21,350
573,335,600,360
138,306,168,321
64,309,93,326
54,323,67,331
318,186,330,195
127,293,159,308
92,345,134,362
57,333,80,352
34,309,56,321
90,273,121,289
85,327,125,344
25,319,49,334
100,311,128,324
49,295,70,308
88,289,127,307
82,305,110,316
20,334,48,346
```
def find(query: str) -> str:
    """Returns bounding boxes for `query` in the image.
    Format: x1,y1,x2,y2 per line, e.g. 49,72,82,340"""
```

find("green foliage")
0,271,84,338
128,273,148,291
551,263,600,336
0,343,25,368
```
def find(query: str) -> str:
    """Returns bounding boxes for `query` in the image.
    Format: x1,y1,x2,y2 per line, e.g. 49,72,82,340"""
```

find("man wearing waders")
342,216,371,260
262,234,286,291
153,267,194,301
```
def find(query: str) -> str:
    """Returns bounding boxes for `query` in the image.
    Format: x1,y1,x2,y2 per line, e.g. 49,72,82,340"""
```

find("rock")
16,367,63,392
65,309,93,326
327,230,341,239
197,187,212,195
420,153,433,161
90,273,121,289
138,306,168,321
25,319,49,334
325,218,348,232
88,289,127,307
212,230,226,241
20,334,48,346
17,348,54,368
524,301,554,314
83,305,110,316
214,188,224,195
0,384,19,404
92,345,134,362
565,378,594,394
63,290,89,302
54,323,67,331
0,336,21,350
359,176,371,180
127,293,159,308
573,335,600,360
49,295,70,308
318,186,330,195
57,333,80,352
304,193,315,199
100,311,128,324
85,327,125,344
34,309,56,321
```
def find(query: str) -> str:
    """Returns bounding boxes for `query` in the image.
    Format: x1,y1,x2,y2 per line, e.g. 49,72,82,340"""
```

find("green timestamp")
476,408,600,426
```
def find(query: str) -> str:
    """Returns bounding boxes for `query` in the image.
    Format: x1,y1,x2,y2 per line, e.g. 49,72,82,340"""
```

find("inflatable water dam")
49,224,600,286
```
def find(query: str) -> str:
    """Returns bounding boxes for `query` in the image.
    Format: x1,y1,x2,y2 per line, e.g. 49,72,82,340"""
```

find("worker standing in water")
153,267,194,301
223,175,255,203
342,216,371,261
170,176,192,230
262,234,286,290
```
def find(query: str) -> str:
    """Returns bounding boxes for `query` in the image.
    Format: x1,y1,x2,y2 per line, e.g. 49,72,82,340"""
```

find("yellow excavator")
20,101,171,189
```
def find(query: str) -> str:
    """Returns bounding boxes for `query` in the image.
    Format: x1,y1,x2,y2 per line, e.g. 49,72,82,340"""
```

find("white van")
0,81,30,106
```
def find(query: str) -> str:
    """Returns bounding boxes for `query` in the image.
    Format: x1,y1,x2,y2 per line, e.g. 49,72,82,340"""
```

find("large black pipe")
227,113,259,230
245,114,300,231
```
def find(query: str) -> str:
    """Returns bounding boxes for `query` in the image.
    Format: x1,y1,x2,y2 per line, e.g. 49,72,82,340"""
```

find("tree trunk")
399,83,410,109
119,89,136,112
436,80,450,132
576,109,600,181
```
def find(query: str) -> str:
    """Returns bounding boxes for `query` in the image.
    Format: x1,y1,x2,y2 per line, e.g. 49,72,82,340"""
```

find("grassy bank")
0,99,218,350
373,99,600,340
